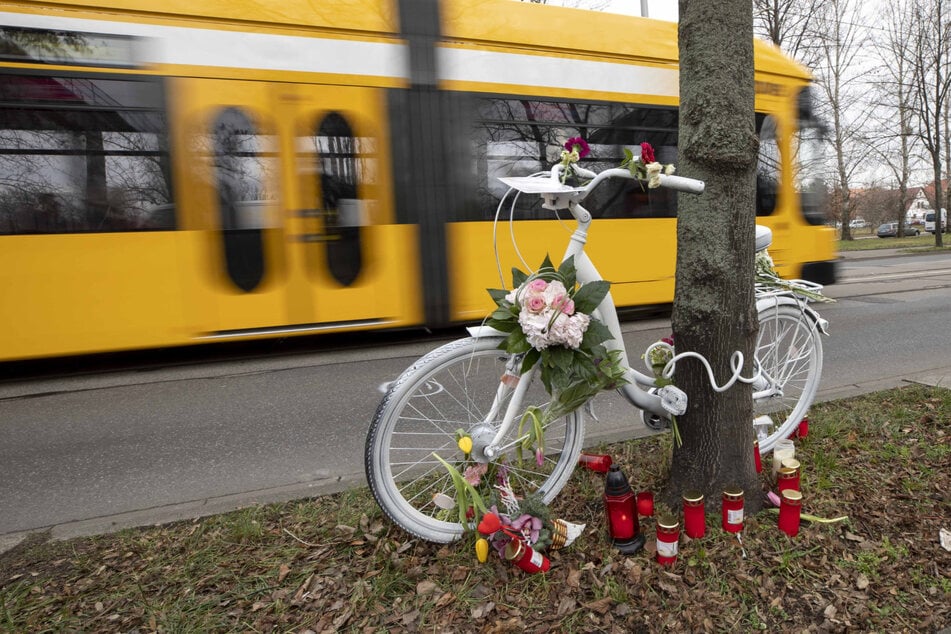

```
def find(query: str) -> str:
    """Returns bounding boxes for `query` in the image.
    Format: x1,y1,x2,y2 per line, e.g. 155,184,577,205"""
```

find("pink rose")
528,278,548,292
525,295,547,313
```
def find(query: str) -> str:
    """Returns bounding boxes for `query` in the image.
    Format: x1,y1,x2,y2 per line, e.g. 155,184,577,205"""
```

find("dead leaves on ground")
2,386,950,632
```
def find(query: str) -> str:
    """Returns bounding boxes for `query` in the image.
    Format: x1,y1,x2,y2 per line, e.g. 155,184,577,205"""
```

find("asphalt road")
2,248,950,550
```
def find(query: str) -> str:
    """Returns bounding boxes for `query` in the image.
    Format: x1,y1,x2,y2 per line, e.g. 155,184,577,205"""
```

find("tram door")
173,78,406,339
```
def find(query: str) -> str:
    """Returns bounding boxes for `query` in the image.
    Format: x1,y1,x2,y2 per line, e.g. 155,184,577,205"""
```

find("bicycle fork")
472,353,537,463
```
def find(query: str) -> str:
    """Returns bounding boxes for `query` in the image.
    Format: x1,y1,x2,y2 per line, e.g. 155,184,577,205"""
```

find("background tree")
808,0,873,240
667,0,761,511
905,0,951,245
753,0,823,69
865,2,920,232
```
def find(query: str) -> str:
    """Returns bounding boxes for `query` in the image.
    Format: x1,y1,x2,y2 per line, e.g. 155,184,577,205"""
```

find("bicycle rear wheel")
365,336,585,543
753,303,823,453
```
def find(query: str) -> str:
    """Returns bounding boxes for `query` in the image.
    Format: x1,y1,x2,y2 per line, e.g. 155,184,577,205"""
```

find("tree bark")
666,0,761,513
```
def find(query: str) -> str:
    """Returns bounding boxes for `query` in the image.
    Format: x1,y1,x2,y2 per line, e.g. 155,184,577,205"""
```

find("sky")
605,0,678,21
544,0,679,21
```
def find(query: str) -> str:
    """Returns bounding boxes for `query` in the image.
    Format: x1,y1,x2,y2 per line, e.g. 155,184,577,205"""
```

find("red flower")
640,142,655,164
564,137,590,158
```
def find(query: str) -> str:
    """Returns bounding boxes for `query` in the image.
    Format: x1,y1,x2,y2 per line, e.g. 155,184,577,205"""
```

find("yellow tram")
0,0,836,361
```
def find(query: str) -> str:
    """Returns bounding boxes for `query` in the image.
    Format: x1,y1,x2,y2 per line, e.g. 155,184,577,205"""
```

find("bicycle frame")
479,167,698,460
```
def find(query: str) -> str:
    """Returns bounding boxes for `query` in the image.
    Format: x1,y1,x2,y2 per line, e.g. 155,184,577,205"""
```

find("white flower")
664,164,676,176
646,162,663,189
548,312,590,349
519,308,554,349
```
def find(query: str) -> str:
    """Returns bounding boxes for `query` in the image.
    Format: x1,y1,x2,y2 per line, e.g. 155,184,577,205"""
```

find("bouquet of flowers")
755,248,834,303
432,451,585,565
558,137,591,185
486,254,628,463
620,141,676,189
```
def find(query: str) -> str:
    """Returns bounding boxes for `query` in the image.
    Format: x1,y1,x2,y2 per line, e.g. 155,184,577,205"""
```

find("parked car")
876,222,920,238
849,219,867,229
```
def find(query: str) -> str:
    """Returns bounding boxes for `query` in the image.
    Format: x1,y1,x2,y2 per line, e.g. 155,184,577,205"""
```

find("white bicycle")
365,164,828,543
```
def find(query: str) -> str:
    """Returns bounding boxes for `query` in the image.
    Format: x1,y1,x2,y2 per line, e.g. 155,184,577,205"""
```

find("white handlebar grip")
659,174,705,194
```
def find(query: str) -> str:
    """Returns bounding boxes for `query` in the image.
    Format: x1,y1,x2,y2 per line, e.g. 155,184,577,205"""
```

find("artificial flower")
640,141,655,163
564,137,591,158
620,141,676,189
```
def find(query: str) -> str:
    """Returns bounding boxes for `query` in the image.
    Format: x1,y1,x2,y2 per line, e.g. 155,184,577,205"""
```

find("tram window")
212,107,272,293
309,112,366,287
469,97,679,221
0,73,174,234
756,114,779,216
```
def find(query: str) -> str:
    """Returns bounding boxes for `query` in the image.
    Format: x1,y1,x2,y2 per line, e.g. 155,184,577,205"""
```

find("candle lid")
780,489,803,502
682,490,704,503
781,458,801,470
723,487,744,499
503,539,525,561
657,514,680,530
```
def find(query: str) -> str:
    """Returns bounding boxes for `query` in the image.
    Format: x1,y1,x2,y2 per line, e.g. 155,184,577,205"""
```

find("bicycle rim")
753,303,822,453
365,336,585,543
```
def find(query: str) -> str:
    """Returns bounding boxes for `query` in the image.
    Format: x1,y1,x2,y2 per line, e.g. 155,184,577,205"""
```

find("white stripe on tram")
437,46,679,97
0,11,409,79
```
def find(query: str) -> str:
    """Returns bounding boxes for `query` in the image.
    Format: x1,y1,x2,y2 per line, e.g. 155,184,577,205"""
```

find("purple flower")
564,137,590,158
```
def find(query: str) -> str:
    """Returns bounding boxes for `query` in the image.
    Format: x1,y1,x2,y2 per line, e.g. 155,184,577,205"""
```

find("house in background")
905,187,929,224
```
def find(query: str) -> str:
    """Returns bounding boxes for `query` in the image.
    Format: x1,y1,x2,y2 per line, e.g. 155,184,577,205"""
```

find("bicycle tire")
753,303,823,453
365,336,585,543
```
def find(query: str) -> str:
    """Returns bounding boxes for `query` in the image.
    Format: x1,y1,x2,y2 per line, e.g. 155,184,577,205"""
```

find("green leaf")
557,256,577,290
486,317,517,333
621,147,634,169
487,288,509,303
547,345,574,372
538,254,556,277
581,320,614,348
520,348,541,375
512,267,528,289
572,280,611,314
489,306,514,322
504,330,532,354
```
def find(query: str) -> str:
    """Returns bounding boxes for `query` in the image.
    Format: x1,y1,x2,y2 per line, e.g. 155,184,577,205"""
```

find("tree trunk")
667,0,761,514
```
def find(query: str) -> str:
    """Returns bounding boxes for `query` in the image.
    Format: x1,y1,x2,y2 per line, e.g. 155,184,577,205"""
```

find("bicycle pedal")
658,385,688,416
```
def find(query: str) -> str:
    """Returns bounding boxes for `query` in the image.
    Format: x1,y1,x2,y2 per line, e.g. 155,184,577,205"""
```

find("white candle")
772,439,795,479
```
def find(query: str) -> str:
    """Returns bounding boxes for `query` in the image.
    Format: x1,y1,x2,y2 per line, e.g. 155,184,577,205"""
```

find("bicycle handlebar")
497,165,705,209
562,165,705,196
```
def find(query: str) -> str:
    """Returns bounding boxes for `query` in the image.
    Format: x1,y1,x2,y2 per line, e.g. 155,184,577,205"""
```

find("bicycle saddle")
755,225,773,252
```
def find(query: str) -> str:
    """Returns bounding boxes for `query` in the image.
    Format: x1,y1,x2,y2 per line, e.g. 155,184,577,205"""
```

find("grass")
1,385,950,632
836,230,951,252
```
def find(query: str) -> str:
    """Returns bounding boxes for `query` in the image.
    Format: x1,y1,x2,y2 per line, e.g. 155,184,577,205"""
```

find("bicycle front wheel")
365,336,585,543
753,303,823,453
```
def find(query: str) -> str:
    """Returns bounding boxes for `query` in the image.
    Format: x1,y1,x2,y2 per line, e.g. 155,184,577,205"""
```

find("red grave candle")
722,488,744,533
603,465,642,554
777,458,801,493
682,490,705,539
655,515,680,566
636,491,654,517
778,489,803,537
578,452,613,473
504,538,550,573
753,440,763,473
